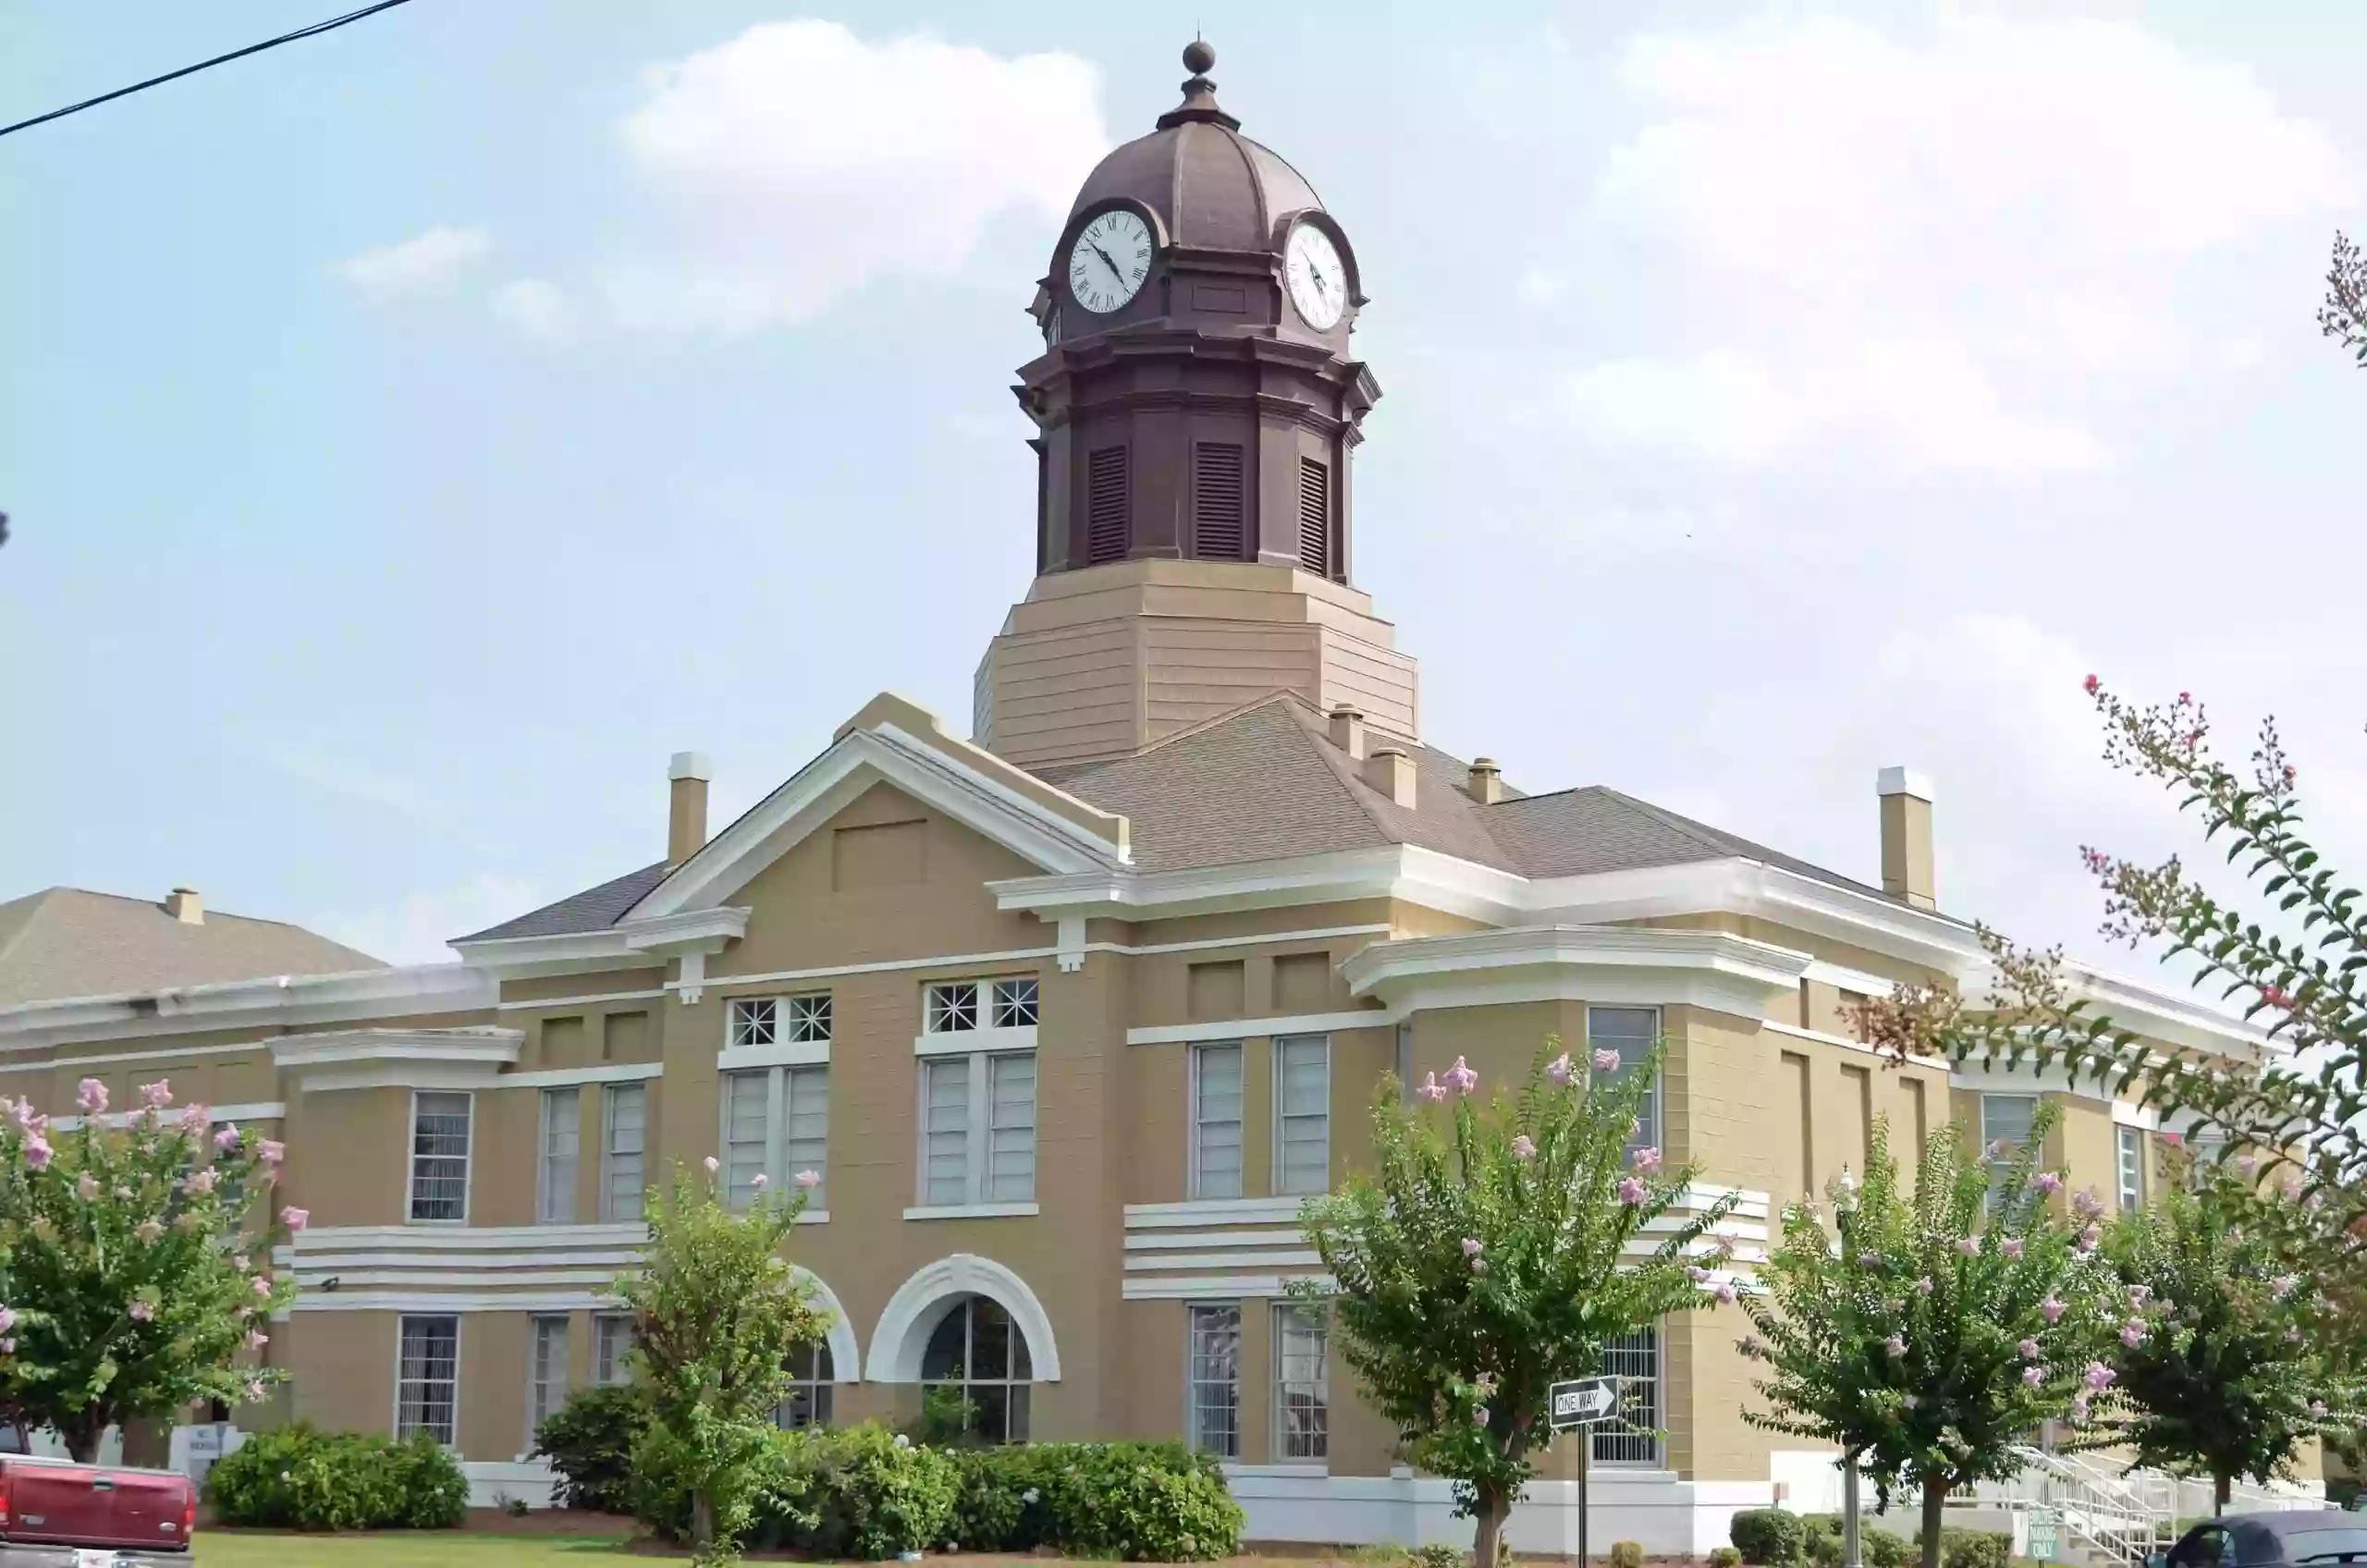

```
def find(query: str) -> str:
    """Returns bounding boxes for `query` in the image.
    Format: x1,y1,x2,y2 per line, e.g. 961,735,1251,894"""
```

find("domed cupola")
977,43,1414,772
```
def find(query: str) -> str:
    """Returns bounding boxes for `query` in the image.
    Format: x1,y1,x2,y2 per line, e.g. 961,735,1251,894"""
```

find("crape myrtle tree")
0,1078,299,1461
2101,1168,2367,1513
1739,1108,2120,1568
1297,1042,1736,1568
613,1157,828,1564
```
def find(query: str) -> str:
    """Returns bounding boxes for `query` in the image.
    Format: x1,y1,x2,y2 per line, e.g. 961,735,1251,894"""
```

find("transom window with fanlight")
727,993,832,1048
925,978,1038,1035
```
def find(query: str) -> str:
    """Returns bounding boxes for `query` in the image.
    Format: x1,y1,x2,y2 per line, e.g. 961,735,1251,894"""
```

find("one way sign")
1549,1376,1623,1430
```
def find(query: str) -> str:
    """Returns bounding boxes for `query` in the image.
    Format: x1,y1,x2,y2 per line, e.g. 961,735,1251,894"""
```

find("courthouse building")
0,43,2283,1550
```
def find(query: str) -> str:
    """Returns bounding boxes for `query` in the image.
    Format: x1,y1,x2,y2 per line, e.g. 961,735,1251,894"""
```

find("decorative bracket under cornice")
616,906,751,1005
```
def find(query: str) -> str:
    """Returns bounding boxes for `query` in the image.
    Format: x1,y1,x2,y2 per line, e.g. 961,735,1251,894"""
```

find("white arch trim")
864,1252,1061,1383
795,1267,865,1384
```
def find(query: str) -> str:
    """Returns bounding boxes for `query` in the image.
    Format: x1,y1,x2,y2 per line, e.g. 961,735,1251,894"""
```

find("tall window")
408,1092,471,1222
593,1315,633,1386
727,993,831,1048
1588,1007,1662,1158
1981,1093,2040,1212
923,1296,1033,1444
1274,1035,1331,1195
602,1084,646,1223
1185,1304,1241,1458
2117,1125,2146,1213
527,1316,570,1440
537,1088,580,1224
396,1315,460,1445
778,1341,834,1430
721,1066,829,1211
925,977,1038,1034
918,1052,1036,1207
1191,1044,1245,1199
1594,1327,1662,1465
1274,1305,1330,1461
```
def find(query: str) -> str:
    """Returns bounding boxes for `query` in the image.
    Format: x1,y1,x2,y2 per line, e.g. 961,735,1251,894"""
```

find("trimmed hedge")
204,1425,468,1531
1733,1508,1809,1564
531,1382,649,1513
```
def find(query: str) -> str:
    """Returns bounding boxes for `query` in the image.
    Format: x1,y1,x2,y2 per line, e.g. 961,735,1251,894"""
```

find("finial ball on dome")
1183,39,1216,76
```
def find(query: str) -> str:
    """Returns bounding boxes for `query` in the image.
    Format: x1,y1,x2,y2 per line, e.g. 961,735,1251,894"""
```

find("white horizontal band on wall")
1123,1197,1308,1227
1122,1250,1326,1272
295,1223,650,1251
50,1100,284,1132
495,1062,667,1090
494,989,666,1013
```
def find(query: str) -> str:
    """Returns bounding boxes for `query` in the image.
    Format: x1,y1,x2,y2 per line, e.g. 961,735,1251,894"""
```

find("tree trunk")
2214,1474,2231,1517
691,1490,716,1550
60,1412,106,1465
1919,1473,1951,1568
1474,1490,1509,1568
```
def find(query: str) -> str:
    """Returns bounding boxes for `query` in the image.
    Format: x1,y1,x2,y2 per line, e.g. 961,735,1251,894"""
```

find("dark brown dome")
1065,47,1323,255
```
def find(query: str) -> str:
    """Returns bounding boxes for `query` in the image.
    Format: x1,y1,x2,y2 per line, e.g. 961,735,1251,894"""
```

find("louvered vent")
1297,457,1331,577
1086,447,1130,564
1193,443,1245,560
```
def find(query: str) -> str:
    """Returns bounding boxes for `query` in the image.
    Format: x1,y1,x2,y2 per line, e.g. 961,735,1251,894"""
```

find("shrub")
1711,1549,1744,1568
1028,1439,1242,1562
532,1382,649,1513
205,1425,467,1531
1611,1540,1645,1568
1411,1546,1466,1568
1732,1508,1807,1565
1866,1527,1916,1568
786,1424,959,1561
1927,1527,2011,1568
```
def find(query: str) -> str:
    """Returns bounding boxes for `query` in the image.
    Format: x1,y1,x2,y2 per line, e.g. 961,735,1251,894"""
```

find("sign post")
1549,1378,1624,1566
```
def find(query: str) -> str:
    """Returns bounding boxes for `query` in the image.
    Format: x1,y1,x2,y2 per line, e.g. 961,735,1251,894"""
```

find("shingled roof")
455,694,1900,942
0,888,385,1009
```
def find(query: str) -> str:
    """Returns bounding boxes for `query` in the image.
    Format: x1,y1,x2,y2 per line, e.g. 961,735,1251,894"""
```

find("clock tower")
975,42,1418,772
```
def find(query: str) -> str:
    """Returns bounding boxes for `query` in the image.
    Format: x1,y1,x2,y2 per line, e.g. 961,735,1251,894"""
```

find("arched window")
922,1295,1034,1444
777,1339,833,1431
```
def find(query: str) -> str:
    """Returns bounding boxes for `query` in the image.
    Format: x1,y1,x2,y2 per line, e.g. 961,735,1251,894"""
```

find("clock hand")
1088,239,1125,284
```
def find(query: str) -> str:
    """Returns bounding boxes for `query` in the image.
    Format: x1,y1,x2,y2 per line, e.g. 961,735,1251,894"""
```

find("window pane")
529,1316,570,1435
987,1053,1036,1202
2117,1126,2144,1213
594,1316,633,1385
397,1316,460,1445
1594,1327,1662,1464
729,997,777,1047
924,1058,973,1206
786,1066,829,1208
603,1085,645,1223
1588,1007,1662,1155
972,1299,1014,1381
410,1093,471,1221
926,983,978,1034
991,977,1040,1028
723,1072,771,1210
1194,1045,1244,1200
786,994,832,1044
1981,1094,2039,1149
1187,1305,1241,1458
539,1088,580,1224
1276,1037,1330,1195
922,1303,970,1380
1275,1305,1329,1461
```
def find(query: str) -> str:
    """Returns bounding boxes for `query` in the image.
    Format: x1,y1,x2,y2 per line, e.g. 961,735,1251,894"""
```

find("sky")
2,1,2361,987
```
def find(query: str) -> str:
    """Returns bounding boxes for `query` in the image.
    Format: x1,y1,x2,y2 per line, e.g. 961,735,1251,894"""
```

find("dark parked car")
2151,1513,2367,1568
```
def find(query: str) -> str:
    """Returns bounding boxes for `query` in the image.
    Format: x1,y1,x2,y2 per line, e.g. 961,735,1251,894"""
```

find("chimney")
164,888,203,925
1466,757,1504,804
1877,766,1936,911
668,752,713,867
1328,704,1367,761
1366,746,1417,809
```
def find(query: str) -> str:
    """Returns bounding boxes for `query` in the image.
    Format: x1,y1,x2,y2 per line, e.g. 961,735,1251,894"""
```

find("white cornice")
273,1027,521,1093
1342,924,1816,1022
0,964,495,1051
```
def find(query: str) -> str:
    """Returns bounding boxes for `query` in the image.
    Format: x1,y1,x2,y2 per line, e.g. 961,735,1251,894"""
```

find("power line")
1,0,419,141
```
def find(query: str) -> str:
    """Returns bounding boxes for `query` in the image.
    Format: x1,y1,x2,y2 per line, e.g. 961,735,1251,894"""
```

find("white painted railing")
1954,1447,2178,1564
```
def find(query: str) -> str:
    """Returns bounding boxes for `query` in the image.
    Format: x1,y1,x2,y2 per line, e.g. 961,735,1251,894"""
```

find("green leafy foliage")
0,1081,296,1459
1739,1110,2121,1568
1300,1041,1734,1566
609,1162,829,1561
943,1439,1237,1559
1731,1508,1807,1563
1929,1526,2012,1568
531,1381,650,1513
204,1425,467,1530
1409,1546,1467,1568
1710,1547,1744,1568
776,1422,957,1560
2101,1172,2367,1508
1610,1539,1646,1568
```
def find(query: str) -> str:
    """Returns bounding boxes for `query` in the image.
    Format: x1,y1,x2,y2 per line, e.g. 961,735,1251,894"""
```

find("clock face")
1067,209,1152,314
1284,224,1348,331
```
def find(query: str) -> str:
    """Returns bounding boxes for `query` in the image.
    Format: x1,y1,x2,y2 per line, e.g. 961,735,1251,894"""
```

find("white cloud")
313,873,545,966
1566,12,2349,469
493,278,578,343
329,227,494,299
598,20,1109,335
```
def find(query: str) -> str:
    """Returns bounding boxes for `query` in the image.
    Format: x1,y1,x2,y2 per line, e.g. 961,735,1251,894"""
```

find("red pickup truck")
0,1454,194,1565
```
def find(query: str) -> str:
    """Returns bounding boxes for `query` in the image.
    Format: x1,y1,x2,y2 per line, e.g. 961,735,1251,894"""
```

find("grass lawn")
196,1533,632,1566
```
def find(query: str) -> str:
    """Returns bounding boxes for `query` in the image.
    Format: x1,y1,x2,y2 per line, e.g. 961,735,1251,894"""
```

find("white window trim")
722,992,834,1054
600,1083,646,1225
2117,1124,2145,1211
1271,1035,1331,1196
407,1089,473,1226
910,1047,1036,1212
1272,1302,1330,1464
717,1063,829,1218
1185,1300,1244,1461
526,1314,570,1448
592,1312,633,1386
914,1023,1037,1059
393,1313,462,1449
537,1087,580,1226
719,1039,831,1072
1189,1041,1245,1201
1587,1004,1664,1152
